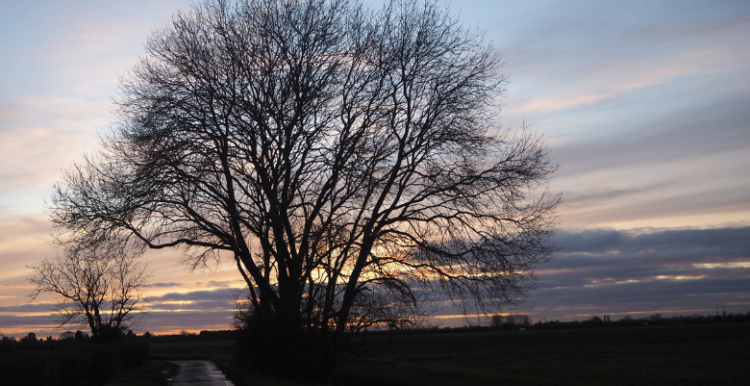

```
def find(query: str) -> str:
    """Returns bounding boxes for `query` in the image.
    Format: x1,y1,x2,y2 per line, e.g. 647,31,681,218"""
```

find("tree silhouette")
29,237,150,342
21,332,37,344
59,331,76,340
49,0,558,377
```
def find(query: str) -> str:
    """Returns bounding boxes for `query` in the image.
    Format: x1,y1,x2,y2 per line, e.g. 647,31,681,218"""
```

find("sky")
1,0,749,338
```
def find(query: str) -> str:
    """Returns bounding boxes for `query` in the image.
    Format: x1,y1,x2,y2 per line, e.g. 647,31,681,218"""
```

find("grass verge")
104,360,177,386
212,355,306,386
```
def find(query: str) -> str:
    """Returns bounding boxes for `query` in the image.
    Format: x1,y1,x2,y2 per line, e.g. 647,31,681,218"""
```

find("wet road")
169,360,235,386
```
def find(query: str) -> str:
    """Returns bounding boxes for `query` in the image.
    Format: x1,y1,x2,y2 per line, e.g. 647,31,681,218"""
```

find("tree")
49,0,558,377
21,332,37,344
504,313,531,327
29,237,150,342
490,314,504,329
59,331,76,340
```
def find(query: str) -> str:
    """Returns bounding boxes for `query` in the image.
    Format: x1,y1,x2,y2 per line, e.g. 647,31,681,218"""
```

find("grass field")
148,339,236,357
115,322,750,385
337,323,750,385
340,333,749,385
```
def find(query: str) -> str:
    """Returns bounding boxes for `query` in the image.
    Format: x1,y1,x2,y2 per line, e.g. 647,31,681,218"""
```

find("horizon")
2,0,749,338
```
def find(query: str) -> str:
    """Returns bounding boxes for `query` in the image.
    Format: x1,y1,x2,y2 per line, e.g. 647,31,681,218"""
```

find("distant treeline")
528,310,750,330
0,328,236,345
354,310,750,336
147,329,236,342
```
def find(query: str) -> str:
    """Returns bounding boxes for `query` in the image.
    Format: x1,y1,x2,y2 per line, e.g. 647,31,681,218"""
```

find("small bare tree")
29,238,149,342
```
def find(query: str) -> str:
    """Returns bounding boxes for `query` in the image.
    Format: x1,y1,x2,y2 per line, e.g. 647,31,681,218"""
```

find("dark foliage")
0,339,148,386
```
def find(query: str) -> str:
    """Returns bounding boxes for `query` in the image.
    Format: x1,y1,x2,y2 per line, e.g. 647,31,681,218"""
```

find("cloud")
4,227,749,333
474,0,750,230
552,226,750,257
151,282,183,288
0,303,52,313
0,98,107,193
522,226,750,321
0,1,196,198
0,215,51,253
207,280,236,288
144,288,240,315
695,262,750,269
511,50,732,115
552,93,750,177
551,109,750,226
0,314,58,330
0,288,240,337
150,289,236,303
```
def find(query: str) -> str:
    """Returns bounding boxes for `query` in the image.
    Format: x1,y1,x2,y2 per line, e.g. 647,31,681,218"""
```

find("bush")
237,324,338,382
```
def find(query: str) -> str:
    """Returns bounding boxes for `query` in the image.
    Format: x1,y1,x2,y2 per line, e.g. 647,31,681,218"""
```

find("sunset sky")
1,0,749,338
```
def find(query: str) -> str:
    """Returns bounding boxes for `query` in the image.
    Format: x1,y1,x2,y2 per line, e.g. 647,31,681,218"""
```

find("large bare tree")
49,0,558,376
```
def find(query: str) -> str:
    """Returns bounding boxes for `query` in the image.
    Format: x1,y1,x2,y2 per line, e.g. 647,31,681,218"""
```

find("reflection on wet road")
170,360,235,385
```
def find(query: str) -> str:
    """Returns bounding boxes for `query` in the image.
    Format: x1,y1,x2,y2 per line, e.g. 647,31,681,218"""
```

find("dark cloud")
151,282,183,288
150,289,236,303
0,314,57,327
0,303,52,313
525,226,750,320
552,226,750,257
207,280,236,288
144,288,241,315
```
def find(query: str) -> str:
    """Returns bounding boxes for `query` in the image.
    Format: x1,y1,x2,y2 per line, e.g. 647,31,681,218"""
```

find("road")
169,360,235,386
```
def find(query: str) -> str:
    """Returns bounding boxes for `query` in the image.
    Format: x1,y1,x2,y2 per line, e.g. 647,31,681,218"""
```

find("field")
339,323,750,385
149,339,236,357
125,322,750,385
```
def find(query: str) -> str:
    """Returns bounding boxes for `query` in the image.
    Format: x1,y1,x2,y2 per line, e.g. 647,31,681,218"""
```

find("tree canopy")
49,0,558,377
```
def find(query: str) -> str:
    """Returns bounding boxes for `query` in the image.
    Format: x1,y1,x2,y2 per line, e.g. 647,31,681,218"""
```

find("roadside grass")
212,355,306,386
104,360,177,386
